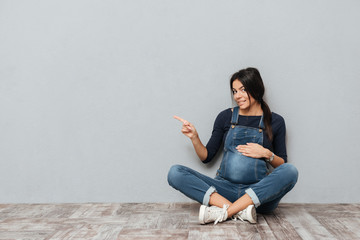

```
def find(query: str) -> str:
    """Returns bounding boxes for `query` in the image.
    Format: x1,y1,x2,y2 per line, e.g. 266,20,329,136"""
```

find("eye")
232,89,237,94
241,88,246,92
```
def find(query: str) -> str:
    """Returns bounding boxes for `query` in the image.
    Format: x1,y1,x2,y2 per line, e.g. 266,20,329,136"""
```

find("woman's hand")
236,143,268,159
173,115,208,161
173,115,198,140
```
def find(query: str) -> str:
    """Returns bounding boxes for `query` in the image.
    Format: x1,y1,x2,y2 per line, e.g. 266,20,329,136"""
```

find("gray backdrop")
1,0,359,203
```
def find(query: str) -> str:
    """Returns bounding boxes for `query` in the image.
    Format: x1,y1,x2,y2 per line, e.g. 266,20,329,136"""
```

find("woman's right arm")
190,133,208,162
174,115,208,161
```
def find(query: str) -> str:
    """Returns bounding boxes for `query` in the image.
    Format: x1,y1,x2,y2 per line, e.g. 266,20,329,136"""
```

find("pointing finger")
173,115,187,124
174,115,193,131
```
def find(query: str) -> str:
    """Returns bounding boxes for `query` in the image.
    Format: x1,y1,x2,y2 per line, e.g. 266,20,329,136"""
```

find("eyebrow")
232,86,245,90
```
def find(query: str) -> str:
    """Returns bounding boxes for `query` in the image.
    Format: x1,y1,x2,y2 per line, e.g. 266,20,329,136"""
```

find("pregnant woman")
167,67,298,225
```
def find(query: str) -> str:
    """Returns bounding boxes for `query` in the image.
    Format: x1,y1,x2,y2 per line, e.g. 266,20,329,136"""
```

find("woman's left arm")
263,147,285,168
236,143,285,168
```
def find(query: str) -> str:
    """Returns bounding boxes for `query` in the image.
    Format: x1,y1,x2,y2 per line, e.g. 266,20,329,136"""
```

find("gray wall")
1,0,359,203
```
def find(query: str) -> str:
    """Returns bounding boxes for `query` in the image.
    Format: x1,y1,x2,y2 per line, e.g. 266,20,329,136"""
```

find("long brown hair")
230,67,273,142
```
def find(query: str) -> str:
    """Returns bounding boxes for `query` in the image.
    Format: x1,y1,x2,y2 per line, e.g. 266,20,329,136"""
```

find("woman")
167,67,298,225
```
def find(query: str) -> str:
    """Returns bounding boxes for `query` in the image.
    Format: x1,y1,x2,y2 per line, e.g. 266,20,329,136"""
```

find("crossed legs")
167,163,298,219
210,192,253,217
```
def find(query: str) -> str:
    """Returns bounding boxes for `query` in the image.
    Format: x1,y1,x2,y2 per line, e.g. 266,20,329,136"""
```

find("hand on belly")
236,143,267,159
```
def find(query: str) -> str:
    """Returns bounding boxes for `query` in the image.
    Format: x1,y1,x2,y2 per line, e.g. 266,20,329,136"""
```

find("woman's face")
232,80,256,110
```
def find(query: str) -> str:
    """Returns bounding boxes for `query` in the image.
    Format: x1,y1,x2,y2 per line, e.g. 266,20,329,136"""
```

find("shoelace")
232,213,245,222
231,210,245,222
214,204,229,225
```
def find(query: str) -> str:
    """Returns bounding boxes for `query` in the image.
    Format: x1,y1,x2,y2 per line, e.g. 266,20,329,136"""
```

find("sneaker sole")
199,205,207,224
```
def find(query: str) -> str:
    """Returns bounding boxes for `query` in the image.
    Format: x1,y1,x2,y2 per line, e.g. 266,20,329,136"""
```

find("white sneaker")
232,205,257,224
199,204,229,225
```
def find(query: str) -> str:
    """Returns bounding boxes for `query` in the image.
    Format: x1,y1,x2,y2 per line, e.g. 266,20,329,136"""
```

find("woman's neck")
239,103,263,116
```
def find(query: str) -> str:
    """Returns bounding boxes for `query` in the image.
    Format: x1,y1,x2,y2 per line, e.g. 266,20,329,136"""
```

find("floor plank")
278,204,335,239
0,203,359,239
254,214,277,240
262,209,302,240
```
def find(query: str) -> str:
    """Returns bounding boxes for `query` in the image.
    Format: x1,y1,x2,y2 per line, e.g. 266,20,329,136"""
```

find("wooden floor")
0,203,359,240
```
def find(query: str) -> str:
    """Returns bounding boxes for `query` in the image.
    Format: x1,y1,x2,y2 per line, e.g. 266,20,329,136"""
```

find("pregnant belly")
223,151,267,184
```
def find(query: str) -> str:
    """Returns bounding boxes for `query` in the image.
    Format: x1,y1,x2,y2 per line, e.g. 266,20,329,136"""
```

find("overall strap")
231,107,240,127
259,115,265,129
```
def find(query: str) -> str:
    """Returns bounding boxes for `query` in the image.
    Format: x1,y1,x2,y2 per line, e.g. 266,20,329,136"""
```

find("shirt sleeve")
272,115,287,163
203,110,228,163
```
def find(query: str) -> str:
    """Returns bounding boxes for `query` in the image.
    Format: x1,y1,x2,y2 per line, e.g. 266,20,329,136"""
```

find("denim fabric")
218,107,267,184
167,107,298,213
167,163,298,213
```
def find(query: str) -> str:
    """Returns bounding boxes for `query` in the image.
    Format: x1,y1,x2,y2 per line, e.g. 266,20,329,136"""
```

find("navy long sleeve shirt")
204,108,287,163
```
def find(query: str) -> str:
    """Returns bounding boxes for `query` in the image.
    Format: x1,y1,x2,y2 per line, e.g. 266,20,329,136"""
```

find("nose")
234,92,241,100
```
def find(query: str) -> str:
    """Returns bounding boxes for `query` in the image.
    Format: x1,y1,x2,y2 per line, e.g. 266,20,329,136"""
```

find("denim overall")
217,107,268,184
168,107,299,210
